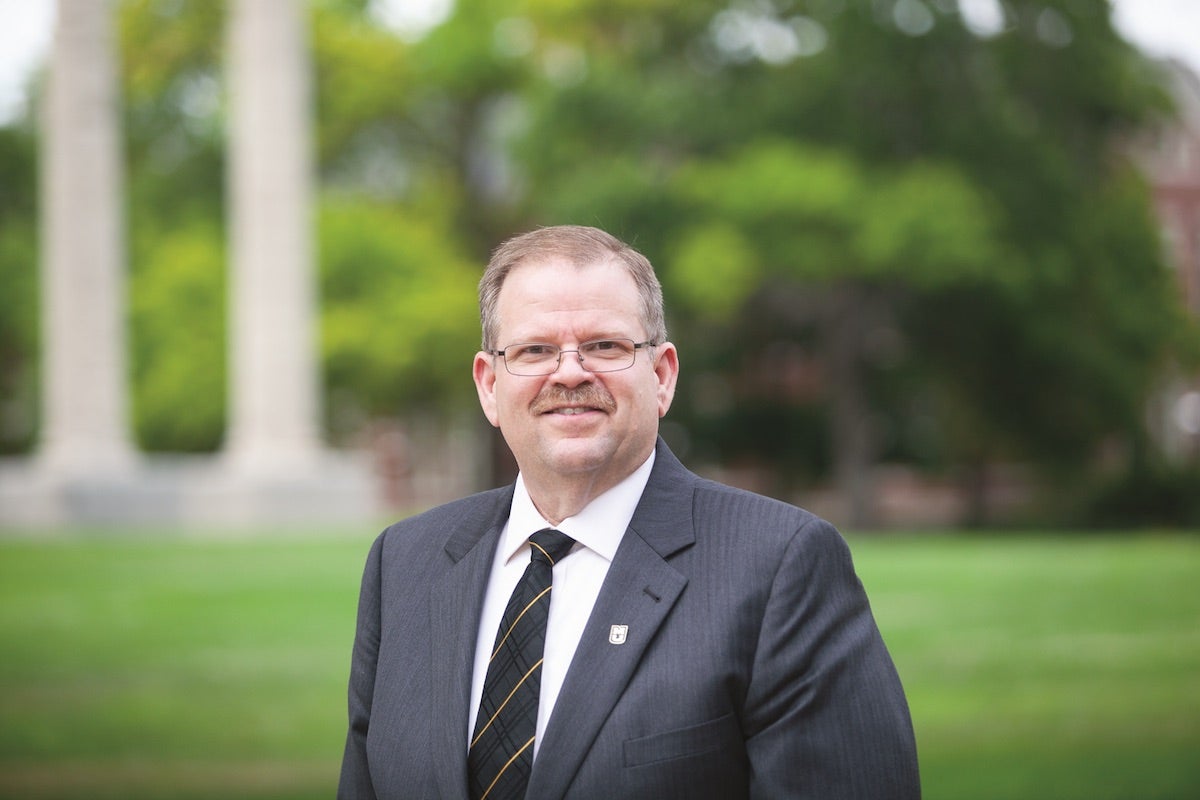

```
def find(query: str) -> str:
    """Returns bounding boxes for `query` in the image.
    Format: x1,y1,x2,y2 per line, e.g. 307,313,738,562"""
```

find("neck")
517,441,657,525
523,474,611,526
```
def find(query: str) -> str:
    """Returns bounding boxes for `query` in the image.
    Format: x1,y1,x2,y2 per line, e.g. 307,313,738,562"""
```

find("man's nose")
550,349,593,382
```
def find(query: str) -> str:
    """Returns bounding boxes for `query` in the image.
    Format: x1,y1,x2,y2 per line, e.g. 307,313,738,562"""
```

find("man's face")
473,257,678,493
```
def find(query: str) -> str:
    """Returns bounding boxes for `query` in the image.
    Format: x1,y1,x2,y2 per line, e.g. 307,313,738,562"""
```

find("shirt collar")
502,450,656,565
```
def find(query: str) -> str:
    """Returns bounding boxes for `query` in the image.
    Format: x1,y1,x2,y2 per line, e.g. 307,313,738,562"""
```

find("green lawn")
854,534,1200,800
1,530,1197,799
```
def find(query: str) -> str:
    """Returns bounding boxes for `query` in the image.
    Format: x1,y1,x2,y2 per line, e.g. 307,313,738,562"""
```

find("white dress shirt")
466,451,655,757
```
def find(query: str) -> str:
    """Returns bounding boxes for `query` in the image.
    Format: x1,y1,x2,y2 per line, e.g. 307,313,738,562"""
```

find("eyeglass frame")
485,338,658,377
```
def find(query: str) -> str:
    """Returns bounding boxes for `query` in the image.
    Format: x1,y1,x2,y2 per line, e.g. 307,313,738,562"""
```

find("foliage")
1079,461,1200,528
0,0,1194,527
313,0,535,251
118,0,228,451
498,0,1190,523
129,220,227,451
0,124,39,454
906,169,1188,474
318,197,481,436
670,141,1000,288
120,0,227,229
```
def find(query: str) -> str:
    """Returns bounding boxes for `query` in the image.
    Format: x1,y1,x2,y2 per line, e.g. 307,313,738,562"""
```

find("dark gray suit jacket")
338,440,920,799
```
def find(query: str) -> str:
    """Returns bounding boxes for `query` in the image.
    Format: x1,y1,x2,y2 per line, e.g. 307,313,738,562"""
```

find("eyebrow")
503,332,637,345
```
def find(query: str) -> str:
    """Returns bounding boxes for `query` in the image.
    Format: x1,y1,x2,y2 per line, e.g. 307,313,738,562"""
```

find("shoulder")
697,482,852,587
692,474,838,541
646,438,845,558
693,476,817,526
386,485,512,530
372,485,513,558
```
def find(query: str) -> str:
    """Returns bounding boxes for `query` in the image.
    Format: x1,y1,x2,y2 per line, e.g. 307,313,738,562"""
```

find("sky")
1,0,1199,126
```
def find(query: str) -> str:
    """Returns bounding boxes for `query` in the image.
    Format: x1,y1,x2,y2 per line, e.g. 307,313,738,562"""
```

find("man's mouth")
546,406,599,415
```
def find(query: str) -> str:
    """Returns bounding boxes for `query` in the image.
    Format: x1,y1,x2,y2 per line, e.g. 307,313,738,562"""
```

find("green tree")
667,141,1002,525
130,220,227,450
119,0,228,450
499,0,1187,525
318,197,480,435
0,123,39,454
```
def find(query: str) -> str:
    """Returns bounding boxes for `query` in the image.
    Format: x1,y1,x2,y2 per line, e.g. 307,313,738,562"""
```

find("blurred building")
1129,58,1200,460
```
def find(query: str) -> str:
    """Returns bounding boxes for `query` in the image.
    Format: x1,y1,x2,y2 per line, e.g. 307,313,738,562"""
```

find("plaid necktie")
468,528,576,800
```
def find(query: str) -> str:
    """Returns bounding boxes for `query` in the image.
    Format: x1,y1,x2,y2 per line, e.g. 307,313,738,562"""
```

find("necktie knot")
528,528,575,566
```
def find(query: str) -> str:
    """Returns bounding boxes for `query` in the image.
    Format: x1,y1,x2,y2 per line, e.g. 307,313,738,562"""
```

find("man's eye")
514,344,555,358
584,340,630,355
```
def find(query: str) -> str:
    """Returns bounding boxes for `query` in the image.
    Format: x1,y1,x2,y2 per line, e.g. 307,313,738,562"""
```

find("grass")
0,532,371,800
854,533,1200,800
1,529,1198,799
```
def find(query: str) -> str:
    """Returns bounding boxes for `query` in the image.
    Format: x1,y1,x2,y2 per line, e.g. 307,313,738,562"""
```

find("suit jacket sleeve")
338,531,384,800
743,516,920,799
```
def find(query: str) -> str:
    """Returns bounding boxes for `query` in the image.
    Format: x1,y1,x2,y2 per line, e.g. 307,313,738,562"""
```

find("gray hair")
479,225,668,349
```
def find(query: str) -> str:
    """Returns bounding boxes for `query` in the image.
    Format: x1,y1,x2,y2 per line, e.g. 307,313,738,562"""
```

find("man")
338,225,920,799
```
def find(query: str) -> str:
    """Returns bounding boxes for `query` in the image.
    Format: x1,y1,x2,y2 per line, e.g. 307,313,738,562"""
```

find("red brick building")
1130,59,1200,458
1139,60,1200,313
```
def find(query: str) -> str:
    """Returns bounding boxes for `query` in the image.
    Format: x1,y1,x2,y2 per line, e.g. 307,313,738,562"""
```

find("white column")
38,0,136,474
224,0,321,473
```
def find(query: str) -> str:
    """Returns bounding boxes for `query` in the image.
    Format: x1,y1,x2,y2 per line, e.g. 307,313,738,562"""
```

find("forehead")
496,257,642,338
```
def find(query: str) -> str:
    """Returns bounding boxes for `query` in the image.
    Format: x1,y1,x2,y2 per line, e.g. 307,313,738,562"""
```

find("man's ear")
473,352,501,428
653,342,680,418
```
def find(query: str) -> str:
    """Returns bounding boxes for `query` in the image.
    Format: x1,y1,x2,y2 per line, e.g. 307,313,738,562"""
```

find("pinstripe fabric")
468,529,575,800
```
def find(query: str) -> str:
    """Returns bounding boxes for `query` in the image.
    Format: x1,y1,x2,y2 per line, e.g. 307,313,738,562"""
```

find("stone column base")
0,451,383,531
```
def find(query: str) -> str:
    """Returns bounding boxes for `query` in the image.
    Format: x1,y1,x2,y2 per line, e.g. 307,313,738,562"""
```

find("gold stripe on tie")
470,659,543,749
478,736,536,800
488,586,553,662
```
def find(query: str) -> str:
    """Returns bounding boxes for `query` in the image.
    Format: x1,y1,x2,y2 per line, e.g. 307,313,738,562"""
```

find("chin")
539,436,615,475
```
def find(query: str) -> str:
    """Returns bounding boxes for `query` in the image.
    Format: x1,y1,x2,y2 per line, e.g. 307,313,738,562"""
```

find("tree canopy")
0,0,1193,524
498,0,1190,523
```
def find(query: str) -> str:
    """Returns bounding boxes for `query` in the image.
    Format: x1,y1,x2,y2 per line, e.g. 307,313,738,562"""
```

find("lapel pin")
609,624,628,645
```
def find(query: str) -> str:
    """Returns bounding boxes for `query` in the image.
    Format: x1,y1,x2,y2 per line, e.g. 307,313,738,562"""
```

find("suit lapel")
527,440,698,799
429,492,512,800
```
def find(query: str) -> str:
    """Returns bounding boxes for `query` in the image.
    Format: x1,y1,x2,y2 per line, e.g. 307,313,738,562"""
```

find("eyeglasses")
486,338,656,377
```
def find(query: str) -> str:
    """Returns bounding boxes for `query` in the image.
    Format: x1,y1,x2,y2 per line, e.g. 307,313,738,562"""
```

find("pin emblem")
609,624,628,645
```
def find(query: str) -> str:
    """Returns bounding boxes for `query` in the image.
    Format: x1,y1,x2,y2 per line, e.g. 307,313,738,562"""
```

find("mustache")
530,384,617,415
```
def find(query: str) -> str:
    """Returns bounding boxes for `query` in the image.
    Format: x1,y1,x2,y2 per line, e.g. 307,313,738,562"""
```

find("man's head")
479,225,668,351
473,226,678,510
